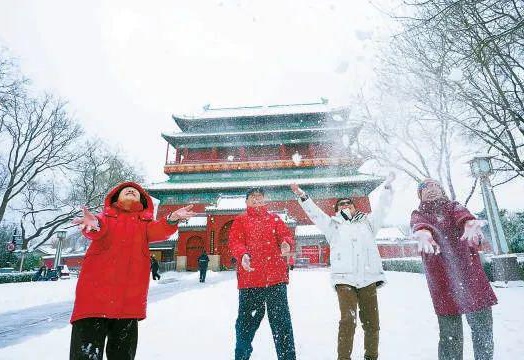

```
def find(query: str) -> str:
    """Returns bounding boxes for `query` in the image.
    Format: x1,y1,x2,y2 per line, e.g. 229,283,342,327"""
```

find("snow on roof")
275,212,296,224
148,174,382,192
162,125,357,139
206,195,246,211
167,231,179,241
295,225,325,237
178,216,207,228
172,103,347,120
34,245,55,255
376,227,407,240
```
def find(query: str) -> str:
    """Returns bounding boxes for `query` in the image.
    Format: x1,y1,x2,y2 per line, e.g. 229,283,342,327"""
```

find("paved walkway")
0,272,233,348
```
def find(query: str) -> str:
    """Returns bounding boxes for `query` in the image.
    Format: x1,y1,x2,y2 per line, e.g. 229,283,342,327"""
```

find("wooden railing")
164,157,363,174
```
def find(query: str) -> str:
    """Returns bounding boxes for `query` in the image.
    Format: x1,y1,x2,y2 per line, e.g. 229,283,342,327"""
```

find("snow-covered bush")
382,258,423,273
0,272,33,284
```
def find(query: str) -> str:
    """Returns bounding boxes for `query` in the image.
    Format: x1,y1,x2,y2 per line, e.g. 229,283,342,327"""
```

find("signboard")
6,242,15,252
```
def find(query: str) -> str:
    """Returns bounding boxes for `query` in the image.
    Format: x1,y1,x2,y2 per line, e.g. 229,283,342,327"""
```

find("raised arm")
290,184,332,235
368,173,395,235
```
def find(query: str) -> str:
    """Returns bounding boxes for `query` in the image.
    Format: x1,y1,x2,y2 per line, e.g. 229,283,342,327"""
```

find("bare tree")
394,0,524,181
23,139,144,250
0,93,83,224
357,24,480,201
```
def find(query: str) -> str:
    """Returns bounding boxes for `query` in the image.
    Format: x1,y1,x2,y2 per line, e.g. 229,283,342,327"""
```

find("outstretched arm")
72,206,108,241
147,205,197,242
411,210,440,255
452,202,486,248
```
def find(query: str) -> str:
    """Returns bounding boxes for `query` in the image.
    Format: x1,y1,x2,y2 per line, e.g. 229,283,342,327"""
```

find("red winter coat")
411,199,498,316
70,182,179,323
229,206,294,289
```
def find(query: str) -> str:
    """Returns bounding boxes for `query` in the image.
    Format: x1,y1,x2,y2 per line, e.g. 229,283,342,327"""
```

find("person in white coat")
290,175,394,360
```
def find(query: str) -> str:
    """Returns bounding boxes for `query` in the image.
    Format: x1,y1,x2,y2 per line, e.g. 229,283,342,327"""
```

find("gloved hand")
413,229,440,255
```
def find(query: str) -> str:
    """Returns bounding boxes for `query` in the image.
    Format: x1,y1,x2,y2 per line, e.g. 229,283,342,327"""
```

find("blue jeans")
235,283,296,360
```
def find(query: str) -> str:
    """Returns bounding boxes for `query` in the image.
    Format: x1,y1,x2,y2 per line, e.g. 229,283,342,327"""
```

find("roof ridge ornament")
201,99,330,113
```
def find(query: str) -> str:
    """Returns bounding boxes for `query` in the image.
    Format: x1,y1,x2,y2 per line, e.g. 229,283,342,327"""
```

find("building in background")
147,102,385,271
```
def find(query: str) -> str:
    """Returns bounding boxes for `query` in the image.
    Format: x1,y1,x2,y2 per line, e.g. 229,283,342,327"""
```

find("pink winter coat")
411,199,497,316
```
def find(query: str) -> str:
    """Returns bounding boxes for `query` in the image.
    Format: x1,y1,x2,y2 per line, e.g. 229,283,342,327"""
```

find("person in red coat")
69,181,196,360
229,187,296,360
411,179,497,360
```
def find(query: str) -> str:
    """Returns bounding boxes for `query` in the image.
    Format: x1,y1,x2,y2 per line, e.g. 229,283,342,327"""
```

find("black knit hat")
246,187,265,199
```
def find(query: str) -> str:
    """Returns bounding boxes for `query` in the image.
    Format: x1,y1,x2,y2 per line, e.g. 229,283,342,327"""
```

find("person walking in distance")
150,255,161,280
198,250,210,283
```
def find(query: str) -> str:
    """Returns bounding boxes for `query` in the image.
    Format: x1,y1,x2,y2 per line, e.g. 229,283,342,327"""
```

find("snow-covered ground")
0,270,522,359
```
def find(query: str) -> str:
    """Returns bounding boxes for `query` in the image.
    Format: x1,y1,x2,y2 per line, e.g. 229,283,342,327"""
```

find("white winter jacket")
299,188,393,289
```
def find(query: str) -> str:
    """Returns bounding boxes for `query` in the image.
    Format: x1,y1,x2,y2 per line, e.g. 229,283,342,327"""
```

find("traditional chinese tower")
147,101,383,271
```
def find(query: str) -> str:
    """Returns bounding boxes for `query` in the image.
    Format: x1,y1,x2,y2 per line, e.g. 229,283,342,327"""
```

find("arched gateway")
217,221,234,269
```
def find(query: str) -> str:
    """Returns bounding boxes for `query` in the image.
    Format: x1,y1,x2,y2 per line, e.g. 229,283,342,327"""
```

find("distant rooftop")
178,215,208,228
172,99,343,121
170,101,352,134
206,195,246,211
295,225,325,238
376,227,407,241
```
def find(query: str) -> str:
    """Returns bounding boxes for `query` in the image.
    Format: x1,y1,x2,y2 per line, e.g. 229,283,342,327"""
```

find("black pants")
437,307,494,360
235,283,296,360
199,266,208,282
152,270,160,280
70,318,138,360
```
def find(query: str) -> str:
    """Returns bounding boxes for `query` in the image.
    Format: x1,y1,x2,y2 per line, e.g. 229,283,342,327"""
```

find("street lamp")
468,155,523,286
468,156,508,254
53,230,67,269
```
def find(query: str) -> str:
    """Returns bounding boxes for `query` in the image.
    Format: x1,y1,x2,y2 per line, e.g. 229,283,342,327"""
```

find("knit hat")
417,179,446,199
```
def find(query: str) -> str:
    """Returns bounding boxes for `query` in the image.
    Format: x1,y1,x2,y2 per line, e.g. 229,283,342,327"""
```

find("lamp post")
468,156,523,286
53,230,67,269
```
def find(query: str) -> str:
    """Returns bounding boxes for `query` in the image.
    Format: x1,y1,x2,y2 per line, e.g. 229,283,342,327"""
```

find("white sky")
0,0,522,225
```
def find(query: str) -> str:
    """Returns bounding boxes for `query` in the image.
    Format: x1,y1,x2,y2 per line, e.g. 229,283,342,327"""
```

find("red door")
218,221,235,269
186,236,204,271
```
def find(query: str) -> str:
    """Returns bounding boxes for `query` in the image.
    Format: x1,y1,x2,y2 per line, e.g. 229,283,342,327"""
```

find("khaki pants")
336,283,379,360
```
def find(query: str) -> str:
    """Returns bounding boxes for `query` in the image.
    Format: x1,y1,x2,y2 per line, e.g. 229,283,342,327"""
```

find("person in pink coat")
411,179,497,360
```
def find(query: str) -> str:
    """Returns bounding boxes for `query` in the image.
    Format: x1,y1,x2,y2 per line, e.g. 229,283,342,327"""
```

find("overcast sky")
0,0,521,225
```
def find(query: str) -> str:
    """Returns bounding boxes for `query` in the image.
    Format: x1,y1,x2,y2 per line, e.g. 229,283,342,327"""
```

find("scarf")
340,209,366,223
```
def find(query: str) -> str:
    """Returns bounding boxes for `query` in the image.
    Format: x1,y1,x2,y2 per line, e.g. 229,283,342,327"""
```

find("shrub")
382,258,424,273
0,272,34,284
